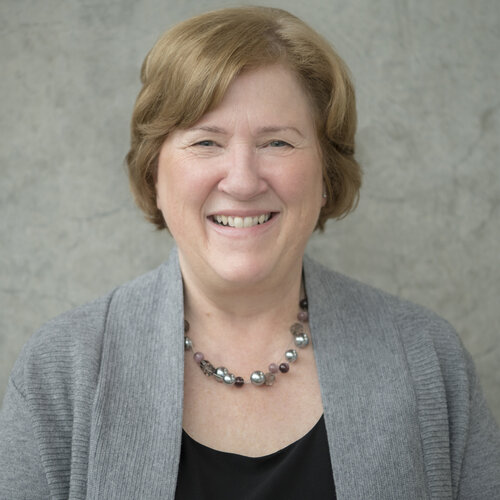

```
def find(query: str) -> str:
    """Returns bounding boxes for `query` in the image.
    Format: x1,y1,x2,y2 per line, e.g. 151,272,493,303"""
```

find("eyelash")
193,140,218,147
265,140,291,148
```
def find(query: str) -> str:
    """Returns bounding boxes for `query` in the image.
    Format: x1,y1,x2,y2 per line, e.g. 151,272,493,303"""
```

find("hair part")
126,6,362,231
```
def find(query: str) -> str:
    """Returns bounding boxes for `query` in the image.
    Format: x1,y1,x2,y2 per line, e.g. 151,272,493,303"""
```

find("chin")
210,255,279,288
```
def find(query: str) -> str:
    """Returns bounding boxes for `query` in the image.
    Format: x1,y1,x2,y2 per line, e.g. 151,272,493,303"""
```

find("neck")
179,253,304,348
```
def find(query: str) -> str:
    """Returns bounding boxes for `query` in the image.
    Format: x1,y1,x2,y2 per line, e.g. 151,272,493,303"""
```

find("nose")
217,145,267,200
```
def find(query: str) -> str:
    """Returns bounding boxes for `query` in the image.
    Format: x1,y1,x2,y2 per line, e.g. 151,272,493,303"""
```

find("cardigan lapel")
304,256,435,499
87,247,184,499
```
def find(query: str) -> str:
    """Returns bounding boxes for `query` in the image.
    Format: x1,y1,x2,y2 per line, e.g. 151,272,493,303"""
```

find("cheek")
155,166,172,213
275,158,323,203
156,157,218,226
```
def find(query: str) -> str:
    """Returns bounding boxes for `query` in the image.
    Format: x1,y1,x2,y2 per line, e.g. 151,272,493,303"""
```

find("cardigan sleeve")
0,378,51,499
457,351,500,499
391,292,500,499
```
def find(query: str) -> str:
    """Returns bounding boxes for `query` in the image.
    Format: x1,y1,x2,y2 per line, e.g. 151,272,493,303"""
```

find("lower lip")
207,214,280,236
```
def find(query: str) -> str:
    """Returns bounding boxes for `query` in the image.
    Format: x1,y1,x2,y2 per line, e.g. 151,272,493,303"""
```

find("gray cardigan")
1,248,499,499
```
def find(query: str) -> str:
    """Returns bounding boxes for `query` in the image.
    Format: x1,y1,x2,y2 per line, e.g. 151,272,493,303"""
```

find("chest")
182,346,324,457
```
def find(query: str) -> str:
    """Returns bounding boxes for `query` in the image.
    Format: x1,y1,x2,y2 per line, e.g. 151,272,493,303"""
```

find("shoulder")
304,255,467,375
10,264,166,398
305,255,458,331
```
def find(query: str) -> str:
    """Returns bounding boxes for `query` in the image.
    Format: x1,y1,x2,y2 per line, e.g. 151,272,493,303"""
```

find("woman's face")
156,64,325,290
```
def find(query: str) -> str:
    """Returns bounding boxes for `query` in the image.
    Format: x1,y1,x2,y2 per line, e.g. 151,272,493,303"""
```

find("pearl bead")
250,371,265,385
299,298,308,310
193,352,204,363
184,336,193,351
223,373,236,385
294,333,309,348
285,349,298,362
268,363,279,373
279,363,289,373
215,366,228,382
234,377,245,387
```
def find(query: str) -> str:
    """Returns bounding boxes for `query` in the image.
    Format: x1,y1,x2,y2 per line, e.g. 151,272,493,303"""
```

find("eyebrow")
188,125,304,137
258,126,304,137
188,125,226,134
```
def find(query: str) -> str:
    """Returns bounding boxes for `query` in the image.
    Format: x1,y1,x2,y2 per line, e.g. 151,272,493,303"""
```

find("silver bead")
294,333,309,348
215,366,228,382
223,373,236,385
250,370,266,385
285,349,298,363
184,336,193,351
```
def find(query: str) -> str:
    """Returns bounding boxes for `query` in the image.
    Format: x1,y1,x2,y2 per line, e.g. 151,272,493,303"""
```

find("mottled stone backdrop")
1,0,499,422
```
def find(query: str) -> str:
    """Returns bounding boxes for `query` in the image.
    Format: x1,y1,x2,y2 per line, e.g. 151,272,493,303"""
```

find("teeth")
212,213,271,227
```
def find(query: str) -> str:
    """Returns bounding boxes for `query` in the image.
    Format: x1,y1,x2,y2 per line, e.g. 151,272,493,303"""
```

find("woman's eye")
193,140,217,147
267,140,291,148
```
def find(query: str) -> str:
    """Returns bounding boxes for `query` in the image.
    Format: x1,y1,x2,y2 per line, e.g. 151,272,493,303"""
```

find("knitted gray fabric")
1,248,499,499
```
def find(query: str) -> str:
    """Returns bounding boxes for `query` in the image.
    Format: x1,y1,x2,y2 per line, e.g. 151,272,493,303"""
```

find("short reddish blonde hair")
126,6,361,231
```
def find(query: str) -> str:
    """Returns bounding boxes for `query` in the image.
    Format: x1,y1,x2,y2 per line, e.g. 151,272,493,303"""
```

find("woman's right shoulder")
9,292,112,401
9,264,165,398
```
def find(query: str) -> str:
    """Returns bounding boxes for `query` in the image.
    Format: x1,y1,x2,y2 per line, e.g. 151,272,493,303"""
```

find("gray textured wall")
1,0,499,423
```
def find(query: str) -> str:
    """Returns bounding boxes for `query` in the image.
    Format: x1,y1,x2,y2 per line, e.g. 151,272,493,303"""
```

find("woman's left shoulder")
304,254,465,361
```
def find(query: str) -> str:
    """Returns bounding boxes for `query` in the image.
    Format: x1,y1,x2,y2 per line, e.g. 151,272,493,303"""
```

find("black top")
175,414,336,499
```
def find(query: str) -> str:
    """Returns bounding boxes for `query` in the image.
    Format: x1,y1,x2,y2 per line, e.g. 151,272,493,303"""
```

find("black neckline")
181,413,325,460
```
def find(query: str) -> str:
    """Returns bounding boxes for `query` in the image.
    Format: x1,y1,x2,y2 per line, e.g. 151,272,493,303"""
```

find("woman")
1,6,499,499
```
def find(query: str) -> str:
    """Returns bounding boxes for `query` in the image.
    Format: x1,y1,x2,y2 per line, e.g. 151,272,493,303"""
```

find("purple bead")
279,363,290,373
299,298,308,310
234,377,245,387
193,352,204,363
268,363,279,373
297,310,309,322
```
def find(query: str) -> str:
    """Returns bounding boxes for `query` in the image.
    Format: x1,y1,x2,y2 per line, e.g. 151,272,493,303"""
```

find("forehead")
192,64,316,130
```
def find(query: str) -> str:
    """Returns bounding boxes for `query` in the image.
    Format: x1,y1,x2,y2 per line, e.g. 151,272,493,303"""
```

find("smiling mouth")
210,213,274,228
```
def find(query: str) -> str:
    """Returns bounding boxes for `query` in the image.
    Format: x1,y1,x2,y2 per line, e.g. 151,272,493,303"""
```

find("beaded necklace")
184,297,310,387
